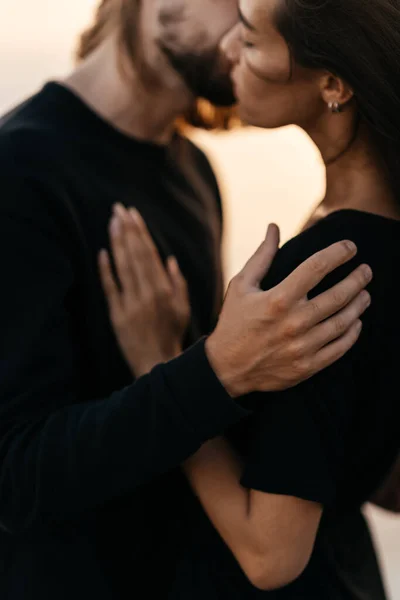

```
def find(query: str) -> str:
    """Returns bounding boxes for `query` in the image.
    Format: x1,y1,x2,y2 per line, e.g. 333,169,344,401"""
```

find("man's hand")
206,224,372,397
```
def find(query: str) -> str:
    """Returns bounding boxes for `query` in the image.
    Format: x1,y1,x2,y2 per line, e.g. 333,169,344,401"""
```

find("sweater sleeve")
0,180,246,534
241,214,370,507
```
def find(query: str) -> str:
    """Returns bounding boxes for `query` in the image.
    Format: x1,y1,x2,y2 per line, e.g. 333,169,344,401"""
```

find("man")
0,1,372,599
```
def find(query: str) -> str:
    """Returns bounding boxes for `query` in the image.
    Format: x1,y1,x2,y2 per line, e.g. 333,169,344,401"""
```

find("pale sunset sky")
0,1,399,597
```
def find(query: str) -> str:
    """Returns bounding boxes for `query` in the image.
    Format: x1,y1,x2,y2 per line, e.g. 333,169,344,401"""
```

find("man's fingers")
276,241,358,305
238,224,280,288
312,320,363,374
98,249,122,313
302,263,373,328
305,290,370,352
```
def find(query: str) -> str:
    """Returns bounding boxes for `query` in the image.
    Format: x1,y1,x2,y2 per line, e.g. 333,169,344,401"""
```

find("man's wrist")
158,339,249,442
205,334,246,399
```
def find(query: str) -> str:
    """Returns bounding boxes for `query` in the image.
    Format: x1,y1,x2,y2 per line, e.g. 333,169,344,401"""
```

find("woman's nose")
220,23,242,66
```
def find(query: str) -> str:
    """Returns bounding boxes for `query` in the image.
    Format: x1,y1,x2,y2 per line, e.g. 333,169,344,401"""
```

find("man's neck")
63,36,194,145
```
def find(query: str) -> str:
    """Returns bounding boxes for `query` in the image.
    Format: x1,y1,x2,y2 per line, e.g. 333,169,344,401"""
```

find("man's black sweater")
0,83,245,599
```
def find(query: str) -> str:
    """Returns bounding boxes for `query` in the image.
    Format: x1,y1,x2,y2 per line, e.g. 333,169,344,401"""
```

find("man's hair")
76,0,238,131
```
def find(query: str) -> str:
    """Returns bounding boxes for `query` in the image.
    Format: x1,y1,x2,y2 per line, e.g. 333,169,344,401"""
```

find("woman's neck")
315,125,400,222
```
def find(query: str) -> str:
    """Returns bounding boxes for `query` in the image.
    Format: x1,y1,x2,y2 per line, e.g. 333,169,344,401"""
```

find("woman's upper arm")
238,219,364,586
238,335,354,589
241,489,323,590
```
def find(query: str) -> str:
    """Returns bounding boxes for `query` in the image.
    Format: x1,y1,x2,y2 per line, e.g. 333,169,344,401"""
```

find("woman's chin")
237,104,257,126
237,105,288,130
237,105,266,128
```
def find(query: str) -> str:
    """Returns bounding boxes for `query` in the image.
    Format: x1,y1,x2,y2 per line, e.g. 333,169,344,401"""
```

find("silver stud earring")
328,101,342,114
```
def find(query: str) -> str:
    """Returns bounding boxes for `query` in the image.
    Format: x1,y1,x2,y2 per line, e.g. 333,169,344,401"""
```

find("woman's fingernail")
344,240,357,253
113,203,125,217
168,256,177,270
110,217,120,236
362,264,373,281
360,290,371,306
130,208,141,224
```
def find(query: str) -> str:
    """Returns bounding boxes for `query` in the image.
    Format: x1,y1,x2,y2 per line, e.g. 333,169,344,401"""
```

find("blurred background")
1,0,399,596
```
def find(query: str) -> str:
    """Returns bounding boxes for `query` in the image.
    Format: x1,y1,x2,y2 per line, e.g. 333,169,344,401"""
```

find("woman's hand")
98,203,191,378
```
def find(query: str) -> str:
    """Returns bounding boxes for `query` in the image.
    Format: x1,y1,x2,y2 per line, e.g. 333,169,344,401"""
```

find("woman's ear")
320,73,354,109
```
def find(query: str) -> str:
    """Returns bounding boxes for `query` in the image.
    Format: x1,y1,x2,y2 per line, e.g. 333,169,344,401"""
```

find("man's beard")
160,44,236,107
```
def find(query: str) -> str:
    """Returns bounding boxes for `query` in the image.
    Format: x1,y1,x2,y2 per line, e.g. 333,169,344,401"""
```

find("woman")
99,0,400,597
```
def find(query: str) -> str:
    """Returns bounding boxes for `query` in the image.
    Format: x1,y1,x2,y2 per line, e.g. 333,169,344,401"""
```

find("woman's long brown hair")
276,0,400,197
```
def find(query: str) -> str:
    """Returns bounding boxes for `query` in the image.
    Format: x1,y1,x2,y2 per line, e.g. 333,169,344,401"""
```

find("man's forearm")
0,340,246,534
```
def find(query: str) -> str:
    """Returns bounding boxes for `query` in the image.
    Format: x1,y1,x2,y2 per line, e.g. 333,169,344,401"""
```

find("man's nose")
220,23,242,66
